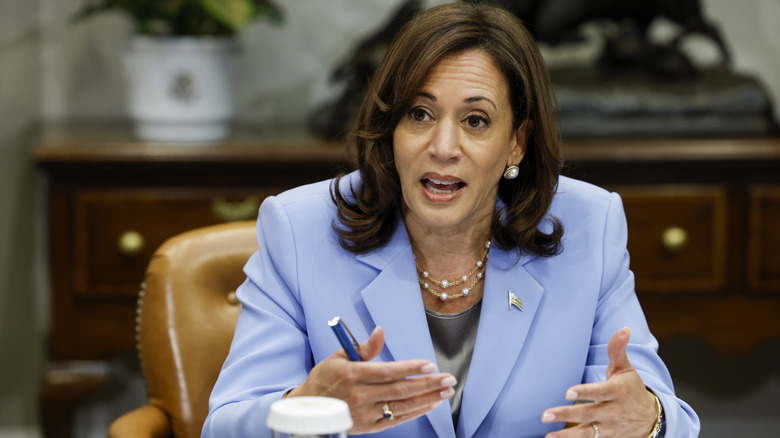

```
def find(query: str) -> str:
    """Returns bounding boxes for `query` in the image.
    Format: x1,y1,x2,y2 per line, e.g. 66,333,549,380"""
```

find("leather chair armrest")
109,404,172,438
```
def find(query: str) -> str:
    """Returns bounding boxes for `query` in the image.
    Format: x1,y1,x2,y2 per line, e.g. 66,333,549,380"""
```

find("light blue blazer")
203,172,700,438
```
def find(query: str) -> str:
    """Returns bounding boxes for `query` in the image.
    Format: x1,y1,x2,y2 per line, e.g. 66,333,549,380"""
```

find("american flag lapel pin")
508,289,523,311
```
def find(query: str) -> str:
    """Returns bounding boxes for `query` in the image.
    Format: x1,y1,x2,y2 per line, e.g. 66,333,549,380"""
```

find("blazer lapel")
357,220,456,438
457,248,545,438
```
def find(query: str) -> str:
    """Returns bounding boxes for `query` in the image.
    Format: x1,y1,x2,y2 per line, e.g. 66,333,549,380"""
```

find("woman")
203,2,699,437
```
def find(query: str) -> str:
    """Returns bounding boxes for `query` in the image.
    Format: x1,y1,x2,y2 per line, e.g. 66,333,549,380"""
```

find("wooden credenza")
561,138,780,354
35,125,351,437
35,124,780,437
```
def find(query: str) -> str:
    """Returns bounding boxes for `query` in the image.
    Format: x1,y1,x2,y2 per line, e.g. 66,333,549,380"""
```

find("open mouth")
420,176,465,201
423,178,463,193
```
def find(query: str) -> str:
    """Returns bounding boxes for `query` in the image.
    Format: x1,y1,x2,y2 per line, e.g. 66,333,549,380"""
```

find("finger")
542,403,592,423
345,372,454,410
344,375,454,429
564,380,615,404
357,326,385,361
371,373,456,401
606,327,634,379
382,386,453,418
355,359,440,384
542,400,621,427
544,422,599,438
353,400,443,434
385,399,444,424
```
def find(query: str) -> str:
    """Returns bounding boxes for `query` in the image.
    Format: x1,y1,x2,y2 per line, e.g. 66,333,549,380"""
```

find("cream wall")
0,0,778,437
40,0,410,129
705,0,780,123
38,0,780,127
0,0,44,437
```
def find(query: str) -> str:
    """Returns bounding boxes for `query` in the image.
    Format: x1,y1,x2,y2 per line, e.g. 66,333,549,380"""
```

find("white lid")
266,396,353,434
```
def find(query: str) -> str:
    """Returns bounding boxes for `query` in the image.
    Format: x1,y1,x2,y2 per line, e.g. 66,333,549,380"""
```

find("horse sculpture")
310,0,734,139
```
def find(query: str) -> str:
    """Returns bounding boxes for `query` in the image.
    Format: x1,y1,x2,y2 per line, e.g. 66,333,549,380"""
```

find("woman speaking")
203,2,700,437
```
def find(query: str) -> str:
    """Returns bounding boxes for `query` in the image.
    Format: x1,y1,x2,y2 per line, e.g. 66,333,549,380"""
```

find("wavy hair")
332,1,563,256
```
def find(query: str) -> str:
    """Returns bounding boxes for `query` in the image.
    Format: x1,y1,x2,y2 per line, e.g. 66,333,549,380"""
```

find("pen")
328,316,362,361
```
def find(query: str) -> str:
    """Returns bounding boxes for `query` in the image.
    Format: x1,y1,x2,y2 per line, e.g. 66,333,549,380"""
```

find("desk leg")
39,361,111,438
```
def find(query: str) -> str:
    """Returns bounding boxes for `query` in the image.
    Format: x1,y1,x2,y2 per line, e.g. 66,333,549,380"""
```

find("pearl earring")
503,165,520,180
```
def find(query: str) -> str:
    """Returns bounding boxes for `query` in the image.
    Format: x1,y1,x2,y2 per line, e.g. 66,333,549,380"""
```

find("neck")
406,220,492,281
407,221,491,312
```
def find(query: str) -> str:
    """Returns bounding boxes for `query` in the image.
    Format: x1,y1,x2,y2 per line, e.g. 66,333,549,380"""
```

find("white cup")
267,396,353,438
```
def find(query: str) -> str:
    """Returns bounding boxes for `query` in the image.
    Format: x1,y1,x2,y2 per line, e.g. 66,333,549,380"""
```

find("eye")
464,114,489,129
409,107,431,122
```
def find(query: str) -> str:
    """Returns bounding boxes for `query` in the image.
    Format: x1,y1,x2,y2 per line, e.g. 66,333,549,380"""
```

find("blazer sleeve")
202,196,312,438
583,192,700,437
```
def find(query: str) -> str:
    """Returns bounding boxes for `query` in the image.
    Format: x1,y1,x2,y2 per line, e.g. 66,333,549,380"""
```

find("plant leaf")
200,0,257,30
257,3,283,25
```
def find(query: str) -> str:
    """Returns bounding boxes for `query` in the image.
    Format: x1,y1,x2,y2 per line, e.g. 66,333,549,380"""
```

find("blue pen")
328,316,362,361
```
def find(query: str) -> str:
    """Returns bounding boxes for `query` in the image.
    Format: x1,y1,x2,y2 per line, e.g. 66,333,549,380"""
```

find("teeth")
426,181,457,194
428,178,458,185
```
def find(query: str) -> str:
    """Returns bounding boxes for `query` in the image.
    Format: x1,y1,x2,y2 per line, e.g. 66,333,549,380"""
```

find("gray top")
425,300,482,428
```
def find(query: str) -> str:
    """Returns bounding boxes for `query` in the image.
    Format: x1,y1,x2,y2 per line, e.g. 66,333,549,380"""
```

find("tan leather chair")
109,221,258,438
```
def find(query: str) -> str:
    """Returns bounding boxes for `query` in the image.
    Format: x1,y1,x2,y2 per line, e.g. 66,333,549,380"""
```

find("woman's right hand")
285,326,456,434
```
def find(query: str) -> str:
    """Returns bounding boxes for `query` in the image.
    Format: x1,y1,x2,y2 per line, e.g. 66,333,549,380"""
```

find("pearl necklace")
416,241,490,301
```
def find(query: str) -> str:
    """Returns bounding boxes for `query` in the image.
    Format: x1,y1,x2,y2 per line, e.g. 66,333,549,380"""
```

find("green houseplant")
74,0,283,142
74,0,283,36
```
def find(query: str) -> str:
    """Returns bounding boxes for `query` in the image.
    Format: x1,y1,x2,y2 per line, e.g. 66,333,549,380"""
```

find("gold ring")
382,402,394,420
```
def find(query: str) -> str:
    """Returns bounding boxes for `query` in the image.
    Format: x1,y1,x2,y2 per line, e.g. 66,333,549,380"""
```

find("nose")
428,119,461,162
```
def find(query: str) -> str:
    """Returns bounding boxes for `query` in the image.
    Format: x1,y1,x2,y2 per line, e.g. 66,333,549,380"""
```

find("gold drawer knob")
211,197,260,222
117,230,145,256
662,227,689,252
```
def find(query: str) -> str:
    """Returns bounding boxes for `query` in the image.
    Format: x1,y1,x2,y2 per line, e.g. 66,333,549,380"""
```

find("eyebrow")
417,92,497,111
465,96,497,111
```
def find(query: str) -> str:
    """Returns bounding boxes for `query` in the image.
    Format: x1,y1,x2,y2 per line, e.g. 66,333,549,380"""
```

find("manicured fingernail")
430,400,443,409
421,363,436,373
441,376,457,387
566,390,578,401
440,387,455,398
542,412,555,423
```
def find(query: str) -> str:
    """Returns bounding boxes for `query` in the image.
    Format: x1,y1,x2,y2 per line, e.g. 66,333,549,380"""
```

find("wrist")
647,391,664,438
284,384,307,399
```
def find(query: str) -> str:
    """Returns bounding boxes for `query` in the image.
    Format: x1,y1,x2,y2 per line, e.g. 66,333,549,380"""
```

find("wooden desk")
35,124,351,438
561,137,780,354
35,124,780,437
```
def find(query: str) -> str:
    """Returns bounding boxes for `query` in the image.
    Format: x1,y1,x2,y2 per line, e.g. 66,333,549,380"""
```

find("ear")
507,119,533,167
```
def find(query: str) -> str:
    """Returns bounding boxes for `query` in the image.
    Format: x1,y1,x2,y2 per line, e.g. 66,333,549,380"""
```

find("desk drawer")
72,188,277,299
749,186,780,292
617,186,727,293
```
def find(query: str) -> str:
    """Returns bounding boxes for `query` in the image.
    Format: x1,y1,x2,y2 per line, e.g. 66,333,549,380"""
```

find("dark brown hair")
332,1,563,256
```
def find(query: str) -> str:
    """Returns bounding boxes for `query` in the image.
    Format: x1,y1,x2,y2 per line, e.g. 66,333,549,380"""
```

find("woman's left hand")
541,327,659,438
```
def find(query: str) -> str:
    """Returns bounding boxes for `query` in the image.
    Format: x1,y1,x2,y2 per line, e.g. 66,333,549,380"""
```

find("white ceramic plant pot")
123,36,238,142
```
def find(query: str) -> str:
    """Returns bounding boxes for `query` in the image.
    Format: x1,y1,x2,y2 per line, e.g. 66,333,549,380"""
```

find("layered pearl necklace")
416,241,490,301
